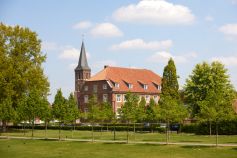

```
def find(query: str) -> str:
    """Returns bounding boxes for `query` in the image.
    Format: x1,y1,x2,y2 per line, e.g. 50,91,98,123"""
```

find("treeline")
0,23,237,145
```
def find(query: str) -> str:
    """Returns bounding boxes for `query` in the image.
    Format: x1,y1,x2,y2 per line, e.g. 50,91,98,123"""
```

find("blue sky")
1,0,237,102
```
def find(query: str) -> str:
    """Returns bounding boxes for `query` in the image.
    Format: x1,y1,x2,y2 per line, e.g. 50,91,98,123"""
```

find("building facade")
75,42,162,114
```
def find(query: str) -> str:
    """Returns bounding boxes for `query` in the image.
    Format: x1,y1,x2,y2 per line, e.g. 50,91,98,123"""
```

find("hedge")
181,119,237,135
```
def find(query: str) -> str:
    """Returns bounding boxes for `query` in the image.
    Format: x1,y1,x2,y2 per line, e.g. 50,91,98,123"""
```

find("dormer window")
128,83,133,89
144,84,148,90
115,83,119,88
157,85,161,90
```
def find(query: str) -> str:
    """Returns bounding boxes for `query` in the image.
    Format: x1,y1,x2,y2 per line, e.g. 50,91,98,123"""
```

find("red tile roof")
88,66,161,93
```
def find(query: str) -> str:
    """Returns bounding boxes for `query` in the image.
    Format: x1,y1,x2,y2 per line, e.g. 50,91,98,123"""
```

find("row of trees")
0,23,236,145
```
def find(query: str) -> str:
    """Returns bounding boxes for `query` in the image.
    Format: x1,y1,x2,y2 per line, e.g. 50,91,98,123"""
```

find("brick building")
75,42,162,114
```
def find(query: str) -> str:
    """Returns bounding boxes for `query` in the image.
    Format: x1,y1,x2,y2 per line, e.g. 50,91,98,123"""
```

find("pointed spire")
75,41,90,70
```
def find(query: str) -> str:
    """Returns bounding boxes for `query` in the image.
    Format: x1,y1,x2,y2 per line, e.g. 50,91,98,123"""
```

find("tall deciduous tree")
52,89,67,140
0,23,49,131
66,93,80,138
184,61,235,117
120,92,139,143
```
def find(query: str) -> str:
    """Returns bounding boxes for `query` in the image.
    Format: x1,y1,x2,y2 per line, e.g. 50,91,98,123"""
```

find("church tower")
75,41,91,92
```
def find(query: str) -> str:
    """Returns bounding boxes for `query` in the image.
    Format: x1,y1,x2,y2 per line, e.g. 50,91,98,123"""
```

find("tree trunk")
2,121,7,132
107,123,109,132
133,122,136,141
126,122,129,144
31,120,35,138
59,123,61,140
209,121,212,136
23,122,26,136
113,123,116,141
166,120,169,145
216,121,218,147
92,123,94,142
45,121,48,139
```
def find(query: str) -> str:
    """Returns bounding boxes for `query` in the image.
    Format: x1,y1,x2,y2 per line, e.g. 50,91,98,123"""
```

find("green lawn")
0,139,237,158
1,129,237,144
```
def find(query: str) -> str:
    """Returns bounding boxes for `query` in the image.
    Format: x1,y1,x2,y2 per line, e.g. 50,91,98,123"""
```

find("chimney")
104,65,109,69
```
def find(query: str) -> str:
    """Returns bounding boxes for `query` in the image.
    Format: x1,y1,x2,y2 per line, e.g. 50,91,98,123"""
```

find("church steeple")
75,41,91,91
76,41,90,71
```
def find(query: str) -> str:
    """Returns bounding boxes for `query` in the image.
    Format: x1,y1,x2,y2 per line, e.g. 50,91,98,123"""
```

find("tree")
159,58,187,144
145,98,160,132
161,58,180,100
52,89,67,140
198,89,235,146
0,97,15,132
87,94,101,142
39,99,51,139
119,92,139,143
0,23,49,131
184,61,235,117
185,62,236,145
66,93,80,138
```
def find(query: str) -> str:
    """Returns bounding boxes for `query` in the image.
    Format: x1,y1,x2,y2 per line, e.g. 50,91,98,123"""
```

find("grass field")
1,129,237,144
0,139,237,158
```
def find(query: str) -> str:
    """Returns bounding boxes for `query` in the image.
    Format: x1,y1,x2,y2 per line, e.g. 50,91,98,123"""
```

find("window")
103,84,107,90
153,95,159,103
93,85,97,92
116,94,122,102
84,95,88,103
145,95,150,103
103,94,108,102
144,84,148,90
128,83,133,89
157,85,161,91
84,86,88,91
123,94,127,102
115,82,119,88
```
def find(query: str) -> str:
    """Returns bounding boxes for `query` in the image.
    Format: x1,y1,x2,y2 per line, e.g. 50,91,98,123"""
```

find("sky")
1,0,237,103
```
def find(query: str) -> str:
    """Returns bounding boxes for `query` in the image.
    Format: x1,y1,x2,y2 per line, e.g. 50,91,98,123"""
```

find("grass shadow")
181,145,214,149
179,140,203,143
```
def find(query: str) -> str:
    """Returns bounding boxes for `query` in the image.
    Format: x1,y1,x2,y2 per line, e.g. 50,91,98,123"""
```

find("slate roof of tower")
75,41,90,70
88,66,162,93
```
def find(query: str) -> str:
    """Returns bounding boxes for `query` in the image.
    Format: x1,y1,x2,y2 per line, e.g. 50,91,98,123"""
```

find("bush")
181,119,237,135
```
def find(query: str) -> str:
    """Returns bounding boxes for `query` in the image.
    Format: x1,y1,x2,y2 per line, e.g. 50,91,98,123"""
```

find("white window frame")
84,95,88,103
84,86,88,91
115,83,119,88
128,83,133,89
145,95,150,103
116,94,122,102
144,84,148,90
153,95,158,103
157,85,161,90
103,94,108,102
103,84,107,90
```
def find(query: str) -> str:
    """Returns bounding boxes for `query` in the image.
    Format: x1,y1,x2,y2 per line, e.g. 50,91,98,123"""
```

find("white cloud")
147,51,197,63
59,48,80,60
73,21,92,29
112,0,195,25
211,56,237,66
219,23,237,36
90,22,123,38
205,15,214,22
110,39,172,51
41,41,59,51
59,48,90,60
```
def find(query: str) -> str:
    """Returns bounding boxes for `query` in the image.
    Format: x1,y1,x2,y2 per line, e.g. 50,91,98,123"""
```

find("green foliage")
87,94,101,123
161,58,179,100
65,93,80,123
145,98,160,122
120,93,139,123
99,102,115,122
52,89,67,123
184,61,235,117
0,23,49,126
